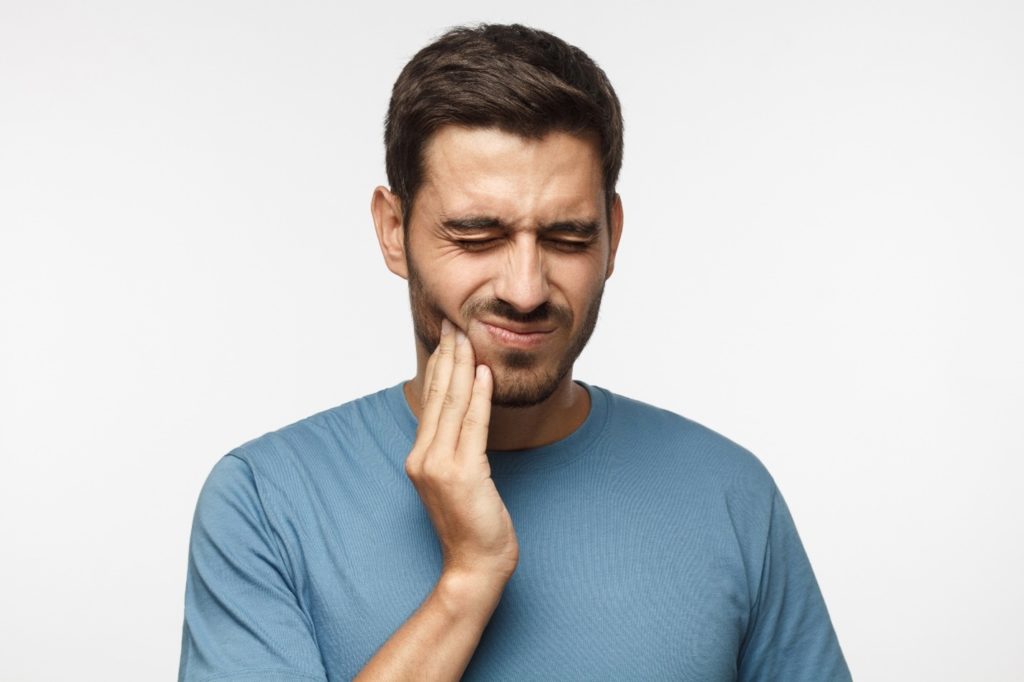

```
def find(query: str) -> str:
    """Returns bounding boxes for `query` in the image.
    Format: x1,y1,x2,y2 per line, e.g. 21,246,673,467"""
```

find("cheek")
424,260,493,319
558,260,608,305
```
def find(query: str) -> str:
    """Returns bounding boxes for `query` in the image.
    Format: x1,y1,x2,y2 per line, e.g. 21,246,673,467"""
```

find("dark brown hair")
384,23,623,225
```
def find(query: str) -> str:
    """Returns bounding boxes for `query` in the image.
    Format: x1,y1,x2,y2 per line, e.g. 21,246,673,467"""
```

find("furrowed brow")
440,216,506,232
540,220,601,237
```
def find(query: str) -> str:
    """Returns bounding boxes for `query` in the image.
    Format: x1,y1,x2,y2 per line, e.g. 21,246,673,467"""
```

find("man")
179,24,850,681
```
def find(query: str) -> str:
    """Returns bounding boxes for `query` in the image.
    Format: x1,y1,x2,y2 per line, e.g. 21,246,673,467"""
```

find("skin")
359,126,623,680
373,126,623,450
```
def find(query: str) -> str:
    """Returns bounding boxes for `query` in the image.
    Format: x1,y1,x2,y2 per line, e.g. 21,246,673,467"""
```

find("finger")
431,326,477,451
420,343,440,410
456,363,493,460
416,319,456,446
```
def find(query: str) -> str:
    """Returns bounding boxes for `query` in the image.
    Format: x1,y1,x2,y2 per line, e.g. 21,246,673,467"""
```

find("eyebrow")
441,217,504,232
440,216,601,237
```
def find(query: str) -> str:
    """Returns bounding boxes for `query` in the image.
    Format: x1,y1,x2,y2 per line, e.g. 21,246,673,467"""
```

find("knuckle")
454,344,473,364
420,457,450,482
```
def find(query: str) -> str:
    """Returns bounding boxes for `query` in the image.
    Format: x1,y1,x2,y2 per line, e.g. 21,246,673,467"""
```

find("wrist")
435,567,511,620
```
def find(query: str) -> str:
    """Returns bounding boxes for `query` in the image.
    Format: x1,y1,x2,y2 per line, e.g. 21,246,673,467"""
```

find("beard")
407,260,604,408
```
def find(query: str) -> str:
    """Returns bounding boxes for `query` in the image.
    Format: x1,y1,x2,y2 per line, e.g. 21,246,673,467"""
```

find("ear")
605,193,624,279
371,186,409,280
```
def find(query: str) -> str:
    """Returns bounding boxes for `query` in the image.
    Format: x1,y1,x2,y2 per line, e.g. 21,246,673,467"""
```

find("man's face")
403,126,620,408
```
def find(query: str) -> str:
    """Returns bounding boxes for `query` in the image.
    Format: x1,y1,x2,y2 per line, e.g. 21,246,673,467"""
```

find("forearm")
354,569,510,681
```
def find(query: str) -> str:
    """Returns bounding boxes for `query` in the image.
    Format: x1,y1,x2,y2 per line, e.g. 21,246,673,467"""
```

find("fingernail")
455,329,467,345
441,319,452,336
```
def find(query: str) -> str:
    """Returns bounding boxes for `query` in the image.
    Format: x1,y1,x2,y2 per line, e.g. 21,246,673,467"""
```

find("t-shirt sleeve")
737,486,852,681
179,454,327,682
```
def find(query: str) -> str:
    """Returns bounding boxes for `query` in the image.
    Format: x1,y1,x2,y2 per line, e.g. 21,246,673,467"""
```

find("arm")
180,321,514,681
355,320,518,680
179,455,328,682
353,568,506,681
738,488,851,681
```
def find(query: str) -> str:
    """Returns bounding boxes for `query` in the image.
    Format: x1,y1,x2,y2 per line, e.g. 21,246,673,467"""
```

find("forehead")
417,126,604,224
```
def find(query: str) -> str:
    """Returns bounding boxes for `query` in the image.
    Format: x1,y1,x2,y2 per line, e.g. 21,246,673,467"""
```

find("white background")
2,1,1022,679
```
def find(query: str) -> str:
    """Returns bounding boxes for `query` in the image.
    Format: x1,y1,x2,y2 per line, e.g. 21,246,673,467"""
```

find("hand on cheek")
407,318,519,582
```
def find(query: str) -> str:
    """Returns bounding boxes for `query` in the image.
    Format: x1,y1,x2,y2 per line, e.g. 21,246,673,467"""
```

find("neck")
403,345,590,451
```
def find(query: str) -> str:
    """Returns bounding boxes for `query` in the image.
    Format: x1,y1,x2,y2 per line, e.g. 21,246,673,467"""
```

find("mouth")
479,320,555,349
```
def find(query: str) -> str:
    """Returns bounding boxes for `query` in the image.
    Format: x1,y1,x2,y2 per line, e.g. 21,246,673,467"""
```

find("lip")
479,321,555,349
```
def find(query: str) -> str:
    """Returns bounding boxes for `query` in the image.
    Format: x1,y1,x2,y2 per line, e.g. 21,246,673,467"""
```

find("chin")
489,360,567,409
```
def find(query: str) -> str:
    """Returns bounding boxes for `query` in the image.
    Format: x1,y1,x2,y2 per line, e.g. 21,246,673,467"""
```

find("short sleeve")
738,487,852,681
179,454,327,682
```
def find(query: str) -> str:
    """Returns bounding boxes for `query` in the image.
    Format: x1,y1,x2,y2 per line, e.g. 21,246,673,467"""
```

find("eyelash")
455,239,590,252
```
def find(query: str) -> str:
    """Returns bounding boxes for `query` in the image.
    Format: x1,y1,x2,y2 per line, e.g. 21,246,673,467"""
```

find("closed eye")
545,238,592,252
454,238,501,251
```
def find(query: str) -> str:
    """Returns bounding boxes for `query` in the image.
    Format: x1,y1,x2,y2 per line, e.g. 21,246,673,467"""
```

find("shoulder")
593,385,777,495
227,384,405,472
198,384,411,516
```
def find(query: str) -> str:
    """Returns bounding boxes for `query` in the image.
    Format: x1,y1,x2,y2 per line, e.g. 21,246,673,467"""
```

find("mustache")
464,299,572,326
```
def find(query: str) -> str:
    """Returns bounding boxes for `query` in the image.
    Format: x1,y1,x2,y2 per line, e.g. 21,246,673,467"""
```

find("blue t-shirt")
179,382,850,681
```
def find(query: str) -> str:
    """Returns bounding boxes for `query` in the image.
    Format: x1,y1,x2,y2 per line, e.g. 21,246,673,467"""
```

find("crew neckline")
382,380,610,476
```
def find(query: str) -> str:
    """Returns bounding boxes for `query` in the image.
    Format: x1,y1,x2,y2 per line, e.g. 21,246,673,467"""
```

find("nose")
493,234,550,313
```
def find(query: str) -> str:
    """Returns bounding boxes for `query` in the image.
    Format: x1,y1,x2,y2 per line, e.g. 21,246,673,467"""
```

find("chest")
294,479,752,681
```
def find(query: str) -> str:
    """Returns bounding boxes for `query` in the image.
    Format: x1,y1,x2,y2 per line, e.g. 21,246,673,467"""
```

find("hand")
405,319,520,584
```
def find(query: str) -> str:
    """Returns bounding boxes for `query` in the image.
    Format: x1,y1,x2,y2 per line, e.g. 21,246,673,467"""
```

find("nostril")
491,300,552,323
